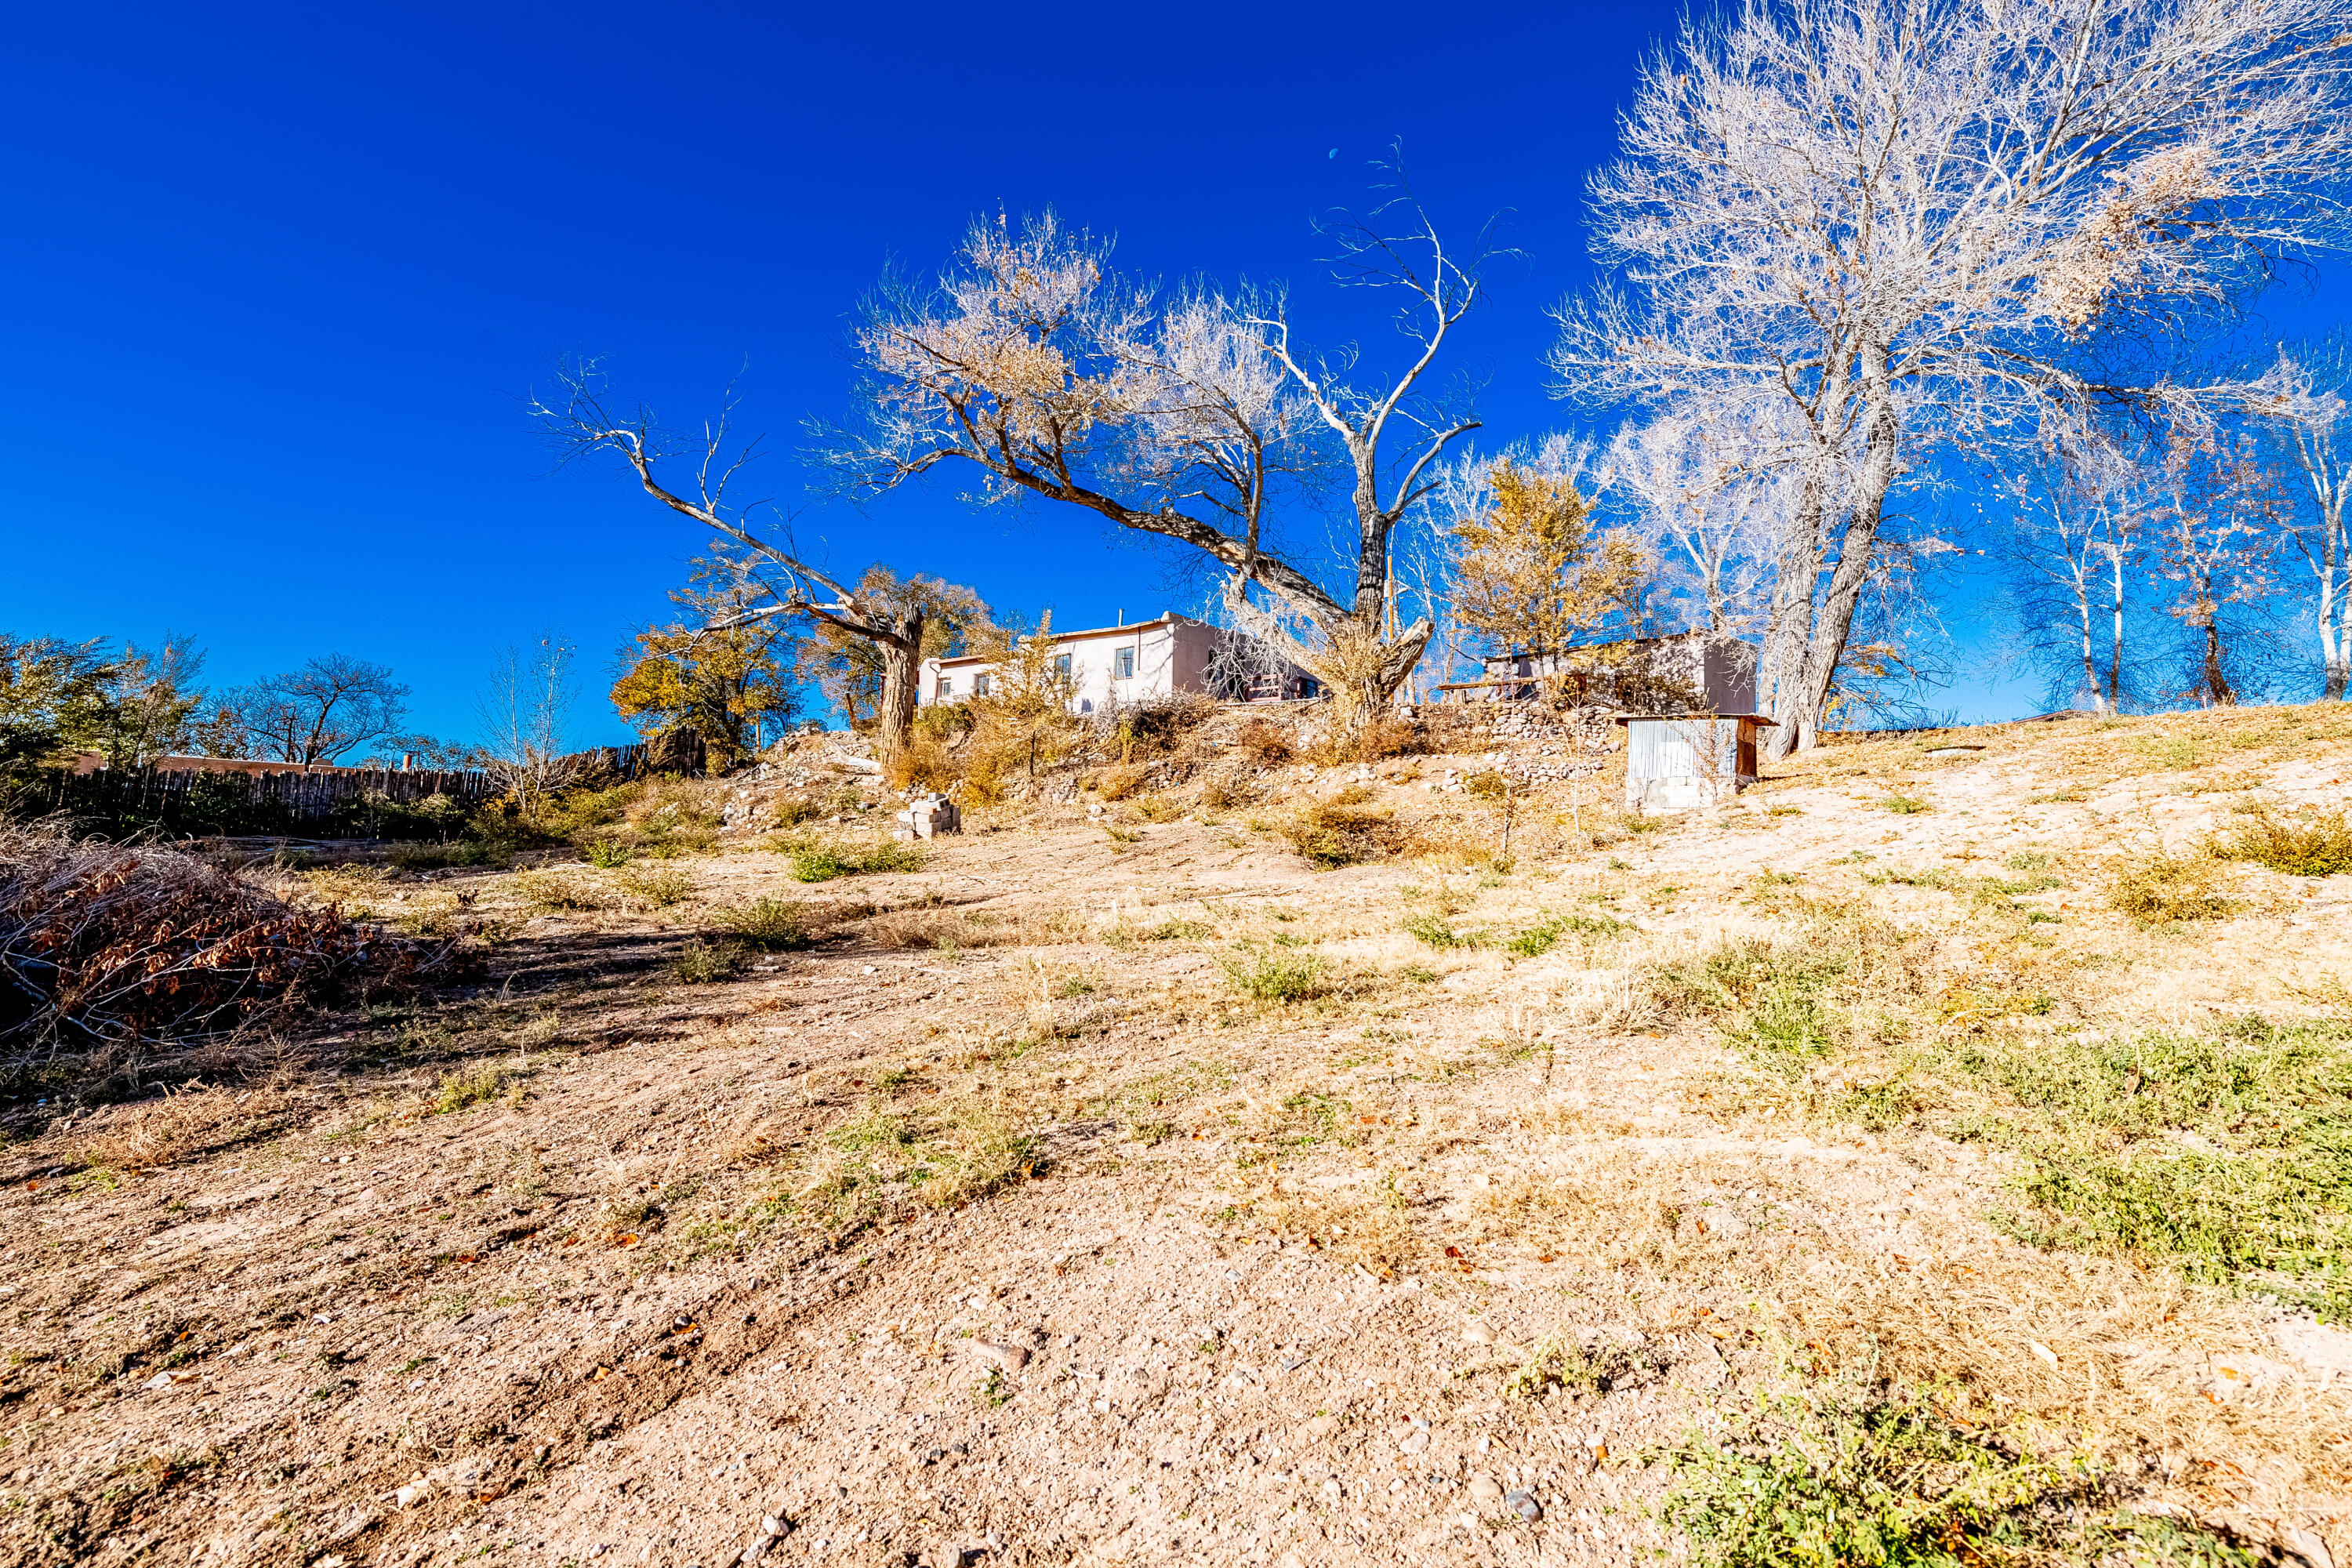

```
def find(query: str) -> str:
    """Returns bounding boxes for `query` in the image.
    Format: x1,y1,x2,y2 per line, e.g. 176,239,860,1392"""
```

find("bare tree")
214,654,408,765
1554,0,2352,756
477,634,579,822
1604,414,1780,642
533,366,975,761
836,176,1496,726
2247,339,2352,699
2155,430,2285,706
1994,432,2154,713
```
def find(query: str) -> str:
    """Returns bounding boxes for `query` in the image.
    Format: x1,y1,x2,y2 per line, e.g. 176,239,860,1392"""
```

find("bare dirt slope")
7,704,2352,1568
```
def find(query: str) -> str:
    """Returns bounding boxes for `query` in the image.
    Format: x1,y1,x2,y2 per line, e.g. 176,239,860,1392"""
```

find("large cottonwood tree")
833,192,1493,725
1555,0,2352,754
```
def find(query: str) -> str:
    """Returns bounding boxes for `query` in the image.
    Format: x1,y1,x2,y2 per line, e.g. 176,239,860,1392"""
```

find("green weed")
1221,947,1330,1003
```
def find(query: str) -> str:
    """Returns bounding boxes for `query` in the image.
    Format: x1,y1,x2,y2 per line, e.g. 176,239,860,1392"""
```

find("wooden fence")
34,739,698,837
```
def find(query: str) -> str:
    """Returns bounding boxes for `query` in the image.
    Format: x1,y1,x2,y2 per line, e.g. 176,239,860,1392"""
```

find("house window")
938,676,954,699
1113,647,1135,680
1053,653,1073,683
973,673,991,697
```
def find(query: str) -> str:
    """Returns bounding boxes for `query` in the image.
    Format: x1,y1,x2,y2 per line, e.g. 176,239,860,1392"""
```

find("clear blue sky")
5,2,2345,744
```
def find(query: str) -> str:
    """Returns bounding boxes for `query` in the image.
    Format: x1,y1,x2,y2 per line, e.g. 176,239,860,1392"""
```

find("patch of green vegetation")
585,840,633,869
779,834,925,883
430,1062,510,1115
1880,794,1928,815
1661,1377,2251,1568
1404,911,1484,949
670,938,745,984
730,897,815,950
1951,1018,2352,1322
1221,946,1330,1003
1143,918,1213,941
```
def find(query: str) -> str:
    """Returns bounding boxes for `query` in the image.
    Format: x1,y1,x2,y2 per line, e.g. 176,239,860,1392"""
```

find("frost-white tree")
2247,339,2352,699
1994,432,2154,713
1554,0,2352,754
1604,412,1780,641
834,189,1494,726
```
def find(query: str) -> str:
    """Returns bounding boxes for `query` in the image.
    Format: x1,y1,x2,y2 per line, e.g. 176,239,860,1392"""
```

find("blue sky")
5,2,2346,745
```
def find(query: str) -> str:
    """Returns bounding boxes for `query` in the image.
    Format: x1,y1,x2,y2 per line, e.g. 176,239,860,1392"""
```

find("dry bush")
1232,717,1294,765
2105,851,2240,923
514,869,616,912
1093,764,1149,801
884,737,959,793
0,823,448,1074
2214,806,2352,877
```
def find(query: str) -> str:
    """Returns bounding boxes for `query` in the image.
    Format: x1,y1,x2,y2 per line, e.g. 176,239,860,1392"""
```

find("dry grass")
2104,851,2241,923
75,1086,299,1171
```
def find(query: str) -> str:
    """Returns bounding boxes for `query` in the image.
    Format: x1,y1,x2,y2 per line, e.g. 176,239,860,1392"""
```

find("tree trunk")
875,628,923,763
2204,615,2234,706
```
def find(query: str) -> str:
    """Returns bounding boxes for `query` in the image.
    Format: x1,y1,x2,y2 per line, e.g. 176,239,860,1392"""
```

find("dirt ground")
7,703,2352,1568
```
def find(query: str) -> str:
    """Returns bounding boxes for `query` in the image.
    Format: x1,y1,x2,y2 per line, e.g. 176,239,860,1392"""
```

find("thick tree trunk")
873,611,926,763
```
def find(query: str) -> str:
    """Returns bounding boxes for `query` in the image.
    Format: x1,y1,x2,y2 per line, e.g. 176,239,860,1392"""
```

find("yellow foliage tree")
1448,459,1648,690
609,554,799,768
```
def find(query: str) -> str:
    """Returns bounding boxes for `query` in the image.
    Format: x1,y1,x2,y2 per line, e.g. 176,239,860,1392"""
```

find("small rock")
760,1515,789,1537
925,1544,967,1568
1304,1416,1337,1439
969,1341,1029,1374
1399,1429,1430,1455
143,1371,173,1390
1320,1478,1344,1501
1388,1478,1407,1494
1467,1474,1504,1508
1463,1323,1494,1345
737,1539,769,1566
1505,1489,1542,1522
394,1484,426,1508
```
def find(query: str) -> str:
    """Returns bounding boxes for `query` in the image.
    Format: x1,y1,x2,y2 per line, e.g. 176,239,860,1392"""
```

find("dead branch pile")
0,823,451,1066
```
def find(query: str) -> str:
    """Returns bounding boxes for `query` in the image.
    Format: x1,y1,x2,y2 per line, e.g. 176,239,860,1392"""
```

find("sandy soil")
6,706,2350,1568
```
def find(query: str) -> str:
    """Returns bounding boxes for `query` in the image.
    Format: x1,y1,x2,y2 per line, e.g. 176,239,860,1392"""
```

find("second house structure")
919,612,1319,713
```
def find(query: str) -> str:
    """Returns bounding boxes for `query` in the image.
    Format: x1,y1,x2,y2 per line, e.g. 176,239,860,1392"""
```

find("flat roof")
931,612,1188,667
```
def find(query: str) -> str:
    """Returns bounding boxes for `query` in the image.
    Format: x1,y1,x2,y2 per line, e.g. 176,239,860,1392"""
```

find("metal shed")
1616,713,1774,813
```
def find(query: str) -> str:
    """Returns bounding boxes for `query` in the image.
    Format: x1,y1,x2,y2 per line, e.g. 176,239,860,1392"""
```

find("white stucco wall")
919,614,1297,713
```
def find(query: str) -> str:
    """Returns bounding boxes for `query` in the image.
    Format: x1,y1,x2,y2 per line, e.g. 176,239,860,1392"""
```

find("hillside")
5,701,2351,1568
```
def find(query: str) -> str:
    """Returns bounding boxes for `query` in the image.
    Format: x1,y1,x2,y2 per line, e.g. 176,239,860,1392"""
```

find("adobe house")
920,612,1319,714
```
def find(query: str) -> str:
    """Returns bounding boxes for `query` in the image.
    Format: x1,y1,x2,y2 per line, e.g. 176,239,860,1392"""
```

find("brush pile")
0,823,446,1063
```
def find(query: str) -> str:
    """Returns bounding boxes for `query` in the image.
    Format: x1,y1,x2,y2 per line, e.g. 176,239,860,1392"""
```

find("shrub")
431,1062,510,1115
1279,795,1405,870
1199,777,1240,809
2105,851,2238,923
670,938,744,983
1094,764,1149,801
586,840,633,869
1232,717,1294,765
1881,794,1928,814
1145,917,1213,940
731,896,815,950
787,844,849,883
1465,770,1507,800
1221,946,1330,1002
2214,808,2352,877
